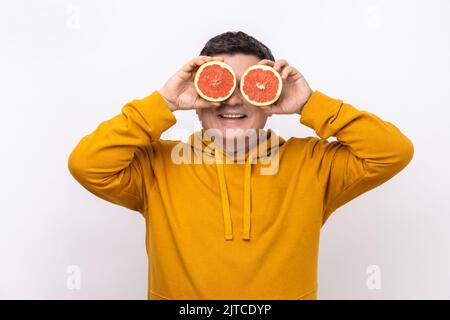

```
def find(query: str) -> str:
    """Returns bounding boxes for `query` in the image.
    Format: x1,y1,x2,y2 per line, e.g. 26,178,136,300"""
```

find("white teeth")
220,114,245,119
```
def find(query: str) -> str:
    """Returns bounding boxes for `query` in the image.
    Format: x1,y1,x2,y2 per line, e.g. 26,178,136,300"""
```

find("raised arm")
255,59,413,223
68,55,224,213
68,92,176,213
301,91,414,223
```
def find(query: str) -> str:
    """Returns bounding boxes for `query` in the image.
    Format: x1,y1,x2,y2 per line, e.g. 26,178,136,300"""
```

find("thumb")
260,105,276,116
261,103,286,115
193,96,221,109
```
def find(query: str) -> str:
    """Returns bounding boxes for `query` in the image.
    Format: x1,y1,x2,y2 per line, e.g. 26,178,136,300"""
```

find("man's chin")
221,127,251,139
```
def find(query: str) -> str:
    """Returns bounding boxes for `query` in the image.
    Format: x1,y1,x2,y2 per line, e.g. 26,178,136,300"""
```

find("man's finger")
182,56,221,74
273,59,289,73
257,59,275,67
181,56,208,74
282,65,304,81
210,56,225,62
193,96,221,109
281,66,295,80
260,106,274,115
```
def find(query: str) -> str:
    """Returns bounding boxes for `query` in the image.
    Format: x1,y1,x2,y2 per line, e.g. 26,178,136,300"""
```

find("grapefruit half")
240,65,282,106
194,61,237,102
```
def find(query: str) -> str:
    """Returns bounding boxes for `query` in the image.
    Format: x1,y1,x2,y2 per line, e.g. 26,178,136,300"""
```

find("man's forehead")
217,53,260,77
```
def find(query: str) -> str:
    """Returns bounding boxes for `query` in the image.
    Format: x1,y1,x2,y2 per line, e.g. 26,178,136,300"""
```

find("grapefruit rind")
240,64,283,106
194,61,237,102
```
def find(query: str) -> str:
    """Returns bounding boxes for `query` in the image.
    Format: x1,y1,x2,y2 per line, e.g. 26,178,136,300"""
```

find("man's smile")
218,113,247,119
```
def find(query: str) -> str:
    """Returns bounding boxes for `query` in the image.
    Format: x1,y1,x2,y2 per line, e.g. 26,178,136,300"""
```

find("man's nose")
224,87,244,106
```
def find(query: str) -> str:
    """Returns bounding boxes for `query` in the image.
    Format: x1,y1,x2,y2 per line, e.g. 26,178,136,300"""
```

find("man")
68,31,413,299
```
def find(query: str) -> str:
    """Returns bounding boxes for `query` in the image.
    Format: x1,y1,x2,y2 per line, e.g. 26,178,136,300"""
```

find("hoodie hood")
187,129,285,241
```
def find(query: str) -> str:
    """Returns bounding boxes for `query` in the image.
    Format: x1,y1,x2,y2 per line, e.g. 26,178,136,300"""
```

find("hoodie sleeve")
68,91,176,213
300,91,414,223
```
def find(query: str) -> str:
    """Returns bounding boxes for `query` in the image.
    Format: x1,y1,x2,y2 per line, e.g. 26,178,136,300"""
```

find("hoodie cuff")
132,90,177,138
299,91,344,139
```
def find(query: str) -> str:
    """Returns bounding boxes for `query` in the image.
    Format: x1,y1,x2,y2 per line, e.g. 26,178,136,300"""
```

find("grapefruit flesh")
194,61,236,102
240,65,282,106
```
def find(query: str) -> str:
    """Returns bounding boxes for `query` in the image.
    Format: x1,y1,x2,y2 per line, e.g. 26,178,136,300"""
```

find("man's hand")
257,59,313,115
159,56,224,111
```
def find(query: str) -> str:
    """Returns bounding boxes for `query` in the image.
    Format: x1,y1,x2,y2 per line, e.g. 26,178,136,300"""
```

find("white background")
1,0,449,299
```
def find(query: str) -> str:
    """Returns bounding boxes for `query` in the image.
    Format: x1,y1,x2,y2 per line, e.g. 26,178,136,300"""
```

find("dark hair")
199,31,275,61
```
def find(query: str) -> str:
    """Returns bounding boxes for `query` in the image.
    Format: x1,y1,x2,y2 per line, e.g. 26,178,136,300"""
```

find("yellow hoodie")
68,90,413,300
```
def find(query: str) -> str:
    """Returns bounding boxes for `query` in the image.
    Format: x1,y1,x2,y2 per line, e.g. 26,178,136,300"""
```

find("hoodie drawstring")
214,148,253,241
215,150,233,240
242,156,252,240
